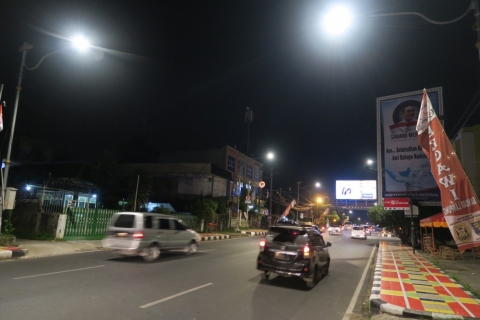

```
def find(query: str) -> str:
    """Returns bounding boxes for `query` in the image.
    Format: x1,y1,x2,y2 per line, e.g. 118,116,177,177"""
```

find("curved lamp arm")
366,3,473,25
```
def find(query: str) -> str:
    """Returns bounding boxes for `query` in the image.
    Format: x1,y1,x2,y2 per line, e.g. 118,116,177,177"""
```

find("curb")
240,231,266,236
370,244,480,320
200,235,230,241
0,246,29,260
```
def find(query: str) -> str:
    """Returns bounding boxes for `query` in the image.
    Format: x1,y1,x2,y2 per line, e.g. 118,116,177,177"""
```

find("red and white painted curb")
0,246,29,260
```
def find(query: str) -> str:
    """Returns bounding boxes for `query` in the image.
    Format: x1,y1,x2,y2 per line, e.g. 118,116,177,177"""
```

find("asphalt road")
0,231,379,320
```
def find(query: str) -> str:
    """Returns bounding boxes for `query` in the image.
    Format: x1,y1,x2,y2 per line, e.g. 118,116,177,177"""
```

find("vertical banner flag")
280,199,296,219
417,90,480,250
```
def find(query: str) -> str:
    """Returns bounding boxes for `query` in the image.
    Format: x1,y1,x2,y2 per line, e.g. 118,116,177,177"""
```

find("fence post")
91,208,99,237
56,214,67,239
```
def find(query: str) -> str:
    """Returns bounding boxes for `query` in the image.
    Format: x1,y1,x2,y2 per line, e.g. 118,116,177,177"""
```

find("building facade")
452,124,480,196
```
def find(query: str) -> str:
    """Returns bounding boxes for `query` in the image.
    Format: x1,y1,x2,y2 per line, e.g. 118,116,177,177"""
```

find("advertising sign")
335,180,377,200
377,87,442,204
384,197,410,210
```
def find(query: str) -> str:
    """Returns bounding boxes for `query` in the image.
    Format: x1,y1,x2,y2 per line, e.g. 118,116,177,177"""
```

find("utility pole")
297,181,301,223
269,167,273,227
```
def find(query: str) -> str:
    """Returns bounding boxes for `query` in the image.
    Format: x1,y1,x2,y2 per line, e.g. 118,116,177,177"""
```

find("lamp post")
0,39,90,232
316,197,323,223
269,167,273,227
256,152,274,227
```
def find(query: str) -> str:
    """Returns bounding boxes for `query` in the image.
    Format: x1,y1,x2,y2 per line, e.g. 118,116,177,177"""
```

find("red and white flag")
417,90,480,250
280,199,296,219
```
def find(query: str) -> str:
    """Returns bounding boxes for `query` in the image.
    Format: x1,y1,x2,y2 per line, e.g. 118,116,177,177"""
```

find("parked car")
351,226,367,240
102,212,200,261
257,226,331,288
328,225,343,235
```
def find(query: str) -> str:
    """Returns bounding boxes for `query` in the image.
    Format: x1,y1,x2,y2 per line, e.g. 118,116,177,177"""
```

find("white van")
351,226,367,240
102,212,201,261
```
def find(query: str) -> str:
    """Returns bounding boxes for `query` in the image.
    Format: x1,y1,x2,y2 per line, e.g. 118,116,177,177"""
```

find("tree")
367,205,407,236
151,205,171,214
86,149,120,208
190,197,218,229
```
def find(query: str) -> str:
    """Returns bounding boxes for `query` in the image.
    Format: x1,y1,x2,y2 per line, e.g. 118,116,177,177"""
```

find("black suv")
257,226,331,289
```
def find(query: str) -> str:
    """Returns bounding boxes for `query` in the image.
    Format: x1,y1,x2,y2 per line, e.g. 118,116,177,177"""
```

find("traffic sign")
258,181,266,188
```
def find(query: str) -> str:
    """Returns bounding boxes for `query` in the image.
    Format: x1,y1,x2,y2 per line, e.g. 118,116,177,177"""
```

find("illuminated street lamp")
0,39,90,232
253,152,274,227
266,152,275,227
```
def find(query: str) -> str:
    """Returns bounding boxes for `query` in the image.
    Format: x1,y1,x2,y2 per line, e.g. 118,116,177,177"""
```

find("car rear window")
114,214,135,228
267,227,308,244
353,226,364,231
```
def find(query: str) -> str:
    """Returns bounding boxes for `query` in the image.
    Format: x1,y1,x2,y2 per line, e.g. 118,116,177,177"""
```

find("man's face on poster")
402,106,415,122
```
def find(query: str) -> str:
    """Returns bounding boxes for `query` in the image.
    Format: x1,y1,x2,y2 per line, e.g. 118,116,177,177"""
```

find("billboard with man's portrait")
376,87,443,204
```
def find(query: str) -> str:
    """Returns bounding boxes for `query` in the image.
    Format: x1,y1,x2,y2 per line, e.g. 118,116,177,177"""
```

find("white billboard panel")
376,87,442,204
336,180,377,200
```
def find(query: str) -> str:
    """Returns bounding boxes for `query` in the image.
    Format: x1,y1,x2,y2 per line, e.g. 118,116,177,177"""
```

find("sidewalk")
0,229,267,260
371,240,480,319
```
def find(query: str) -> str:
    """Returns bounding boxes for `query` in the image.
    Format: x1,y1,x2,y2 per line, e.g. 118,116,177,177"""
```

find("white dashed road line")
140,283,213,309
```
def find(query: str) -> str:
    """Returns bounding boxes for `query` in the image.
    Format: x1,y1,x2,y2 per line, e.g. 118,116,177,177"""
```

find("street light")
0,39,89,232
322,6,352,36
263,152,274,227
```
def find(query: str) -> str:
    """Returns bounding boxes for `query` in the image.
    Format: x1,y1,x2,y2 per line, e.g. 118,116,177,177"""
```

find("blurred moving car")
351,226,367,240
102,212,200,261
344,224,353,231
361,225,372,235
257,225,331,289
328,225,343,235
275,219,298,226
299,222,322,233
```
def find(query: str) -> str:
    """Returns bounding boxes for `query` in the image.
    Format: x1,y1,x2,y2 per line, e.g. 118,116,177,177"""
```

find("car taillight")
259,240,266,252
132,232,144,239
303,245,310,257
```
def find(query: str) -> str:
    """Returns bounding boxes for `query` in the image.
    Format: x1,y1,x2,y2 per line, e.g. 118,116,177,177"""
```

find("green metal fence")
64,207,120,240
63,209,200,240
173,214,200,232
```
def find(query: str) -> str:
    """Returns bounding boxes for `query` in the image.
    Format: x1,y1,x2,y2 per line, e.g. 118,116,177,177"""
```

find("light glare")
72,36,90,51
323,6,352,35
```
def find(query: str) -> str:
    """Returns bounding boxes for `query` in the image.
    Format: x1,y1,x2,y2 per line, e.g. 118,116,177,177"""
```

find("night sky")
0,0,479,195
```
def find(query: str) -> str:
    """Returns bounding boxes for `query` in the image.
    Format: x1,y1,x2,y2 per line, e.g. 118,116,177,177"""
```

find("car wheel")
143,244,160,262
323,260,330,277
260,271,270,281
186,242,198,255
306,267,318,289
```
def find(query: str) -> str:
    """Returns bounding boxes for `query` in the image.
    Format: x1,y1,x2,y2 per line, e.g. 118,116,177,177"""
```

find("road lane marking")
140,283,213,309
342,246,377,320
13,265,105,280
197,249,216,252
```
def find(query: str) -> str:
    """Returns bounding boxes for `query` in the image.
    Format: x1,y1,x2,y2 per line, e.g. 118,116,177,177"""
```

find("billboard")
336,180,377,200
383,198,410,210
377,87,443,204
